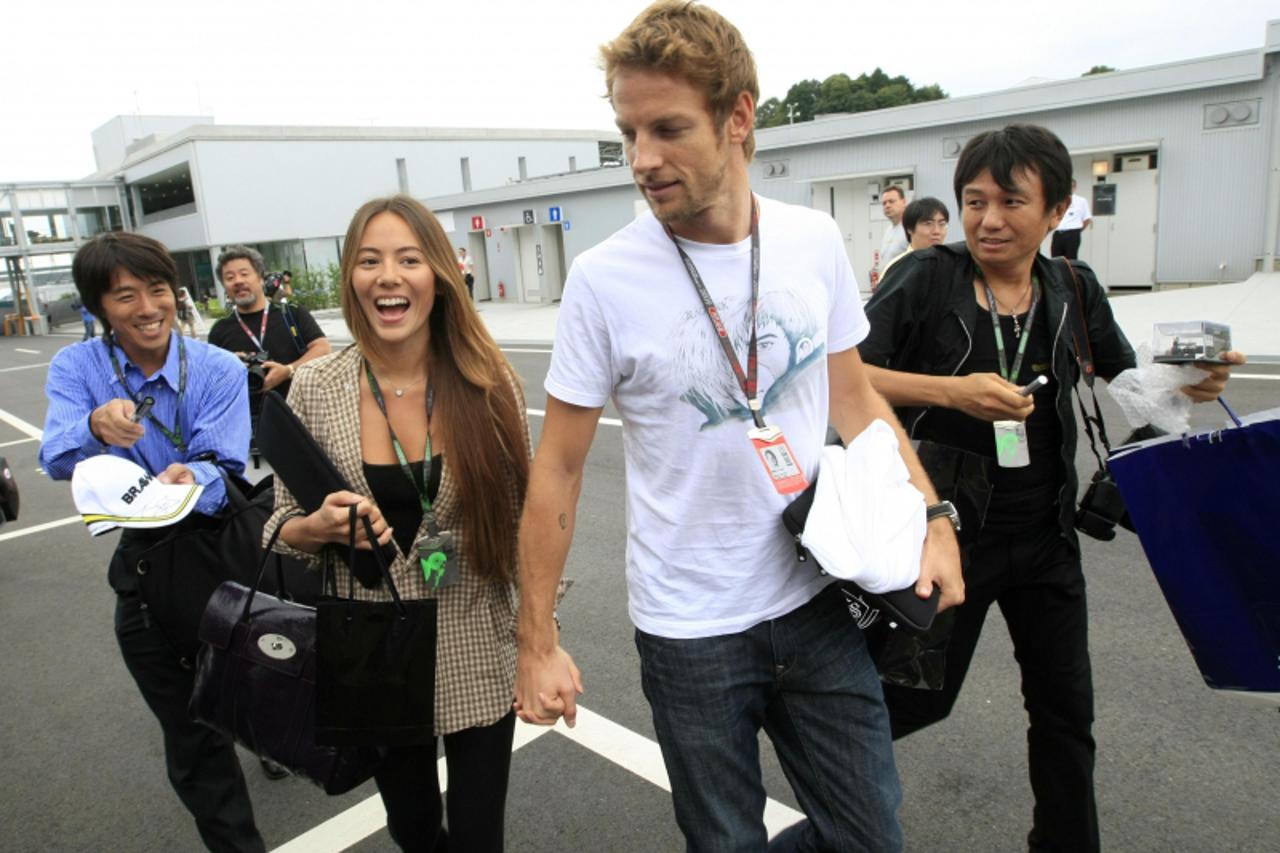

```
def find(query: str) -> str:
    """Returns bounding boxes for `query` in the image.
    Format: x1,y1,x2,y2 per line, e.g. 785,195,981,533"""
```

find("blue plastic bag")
1108,407,1279,703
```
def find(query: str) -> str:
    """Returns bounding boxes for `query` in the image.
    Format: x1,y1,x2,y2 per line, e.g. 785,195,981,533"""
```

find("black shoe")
260,758,290,780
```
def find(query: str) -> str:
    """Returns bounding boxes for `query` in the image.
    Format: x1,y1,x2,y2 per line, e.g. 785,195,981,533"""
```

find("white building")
2,116,623,308
430,19,1280,302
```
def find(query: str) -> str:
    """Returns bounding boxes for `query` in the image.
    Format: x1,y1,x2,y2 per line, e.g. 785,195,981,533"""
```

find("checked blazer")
266,344,531,735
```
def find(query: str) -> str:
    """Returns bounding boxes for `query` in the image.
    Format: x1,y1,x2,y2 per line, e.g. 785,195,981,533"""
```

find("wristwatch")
926,500,961,533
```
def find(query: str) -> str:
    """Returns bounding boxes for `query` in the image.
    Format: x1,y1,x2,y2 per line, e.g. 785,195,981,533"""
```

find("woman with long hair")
267,194,531,851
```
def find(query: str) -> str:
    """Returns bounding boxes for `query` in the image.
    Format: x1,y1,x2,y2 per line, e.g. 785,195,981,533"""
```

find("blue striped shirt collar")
108,330,182,391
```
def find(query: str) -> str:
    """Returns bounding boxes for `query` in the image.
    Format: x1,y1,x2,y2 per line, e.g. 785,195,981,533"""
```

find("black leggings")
374,711,516,853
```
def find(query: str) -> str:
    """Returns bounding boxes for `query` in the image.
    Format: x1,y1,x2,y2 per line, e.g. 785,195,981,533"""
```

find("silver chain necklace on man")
991,285,1033,337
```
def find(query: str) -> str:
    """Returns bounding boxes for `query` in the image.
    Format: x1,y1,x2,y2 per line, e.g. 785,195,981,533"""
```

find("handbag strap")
342,505,408,615
237,520,290,624
1058,258,1115,472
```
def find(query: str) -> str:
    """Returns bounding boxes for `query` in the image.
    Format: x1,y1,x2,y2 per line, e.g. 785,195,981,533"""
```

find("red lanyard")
664,198,765,428
235,308,270,354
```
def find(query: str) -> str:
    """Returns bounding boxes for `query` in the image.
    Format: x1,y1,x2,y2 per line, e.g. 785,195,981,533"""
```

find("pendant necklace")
370,371,428,398
391,375,427,398
991,286,1032,337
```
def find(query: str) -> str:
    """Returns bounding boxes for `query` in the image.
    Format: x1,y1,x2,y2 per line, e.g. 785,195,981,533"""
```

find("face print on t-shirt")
673,288,824,429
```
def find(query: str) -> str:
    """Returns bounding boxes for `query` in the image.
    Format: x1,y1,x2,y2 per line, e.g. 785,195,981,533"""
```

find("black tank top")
360,455,442,556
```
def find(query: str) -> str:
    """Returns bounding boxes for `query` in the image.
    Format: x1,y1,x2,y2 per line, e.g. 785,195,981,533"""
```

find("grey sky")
3,0,1275,182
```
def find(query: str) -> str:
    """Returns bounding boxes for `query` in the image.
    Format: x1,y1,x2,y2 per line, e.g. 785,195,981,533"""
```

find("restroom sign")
470,215,484,230
548,206,562,223
522,209,536,225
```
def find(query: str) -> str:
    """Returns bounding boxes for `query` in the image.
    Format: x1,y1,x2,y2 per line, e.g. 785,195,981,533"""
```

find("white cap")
72,455,204,536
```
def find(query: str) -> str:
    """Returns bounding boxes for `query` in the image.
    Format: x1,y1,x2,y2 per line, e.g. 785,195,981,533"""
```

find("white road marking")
0,361,51,373
0,437,39,448
0,407,43,440
527,408,623,428
272,706,804,852
271,721,555,853
0,514,82,543
14,347,41,354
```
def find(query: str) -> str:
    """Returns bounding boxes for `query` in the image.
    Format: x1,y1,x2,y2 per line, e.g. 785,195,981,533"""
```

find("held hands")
302,490,393,550
513,644,584,728
917,518,965,612
950,373,1034,422
1182,351,1247,402
89,398,145,448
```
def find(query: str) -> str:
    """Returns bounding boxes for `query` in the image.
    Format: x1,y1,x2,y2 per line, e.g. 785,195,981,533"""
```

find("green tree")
1083,65,1116,76
756,68,946,127
756,96,786,128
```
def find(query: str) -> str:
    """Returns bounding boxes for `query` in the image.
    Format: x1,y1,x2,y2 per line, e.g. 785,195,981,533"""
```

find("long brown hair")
339,195,529,583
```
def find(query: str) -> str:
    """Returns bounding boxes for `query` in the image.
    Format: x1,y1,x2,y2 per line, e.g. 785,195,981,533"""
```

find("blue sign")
548,206,562,223
562,221,571,232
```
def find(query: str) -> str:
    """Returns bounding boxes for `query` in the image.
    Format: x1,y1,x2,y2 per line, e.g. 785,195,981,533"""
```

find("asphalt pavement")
1,327,1278,852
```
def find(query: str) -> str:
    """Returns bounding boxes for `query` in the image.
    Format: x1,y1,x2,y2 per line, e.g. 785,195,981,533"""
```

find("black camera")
243,352,268,394
1074,469,1134,542
263,271,285,300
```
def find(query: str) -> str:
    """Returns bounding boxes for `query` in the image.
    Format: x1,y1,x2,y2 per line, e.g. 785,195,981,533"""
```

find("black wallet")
257,390,392,588
782,476,940,635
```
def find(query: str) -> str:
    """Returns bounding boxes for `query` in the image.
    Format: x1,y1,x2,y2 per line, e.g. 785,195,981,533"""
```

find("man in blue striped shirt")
39,232,264,852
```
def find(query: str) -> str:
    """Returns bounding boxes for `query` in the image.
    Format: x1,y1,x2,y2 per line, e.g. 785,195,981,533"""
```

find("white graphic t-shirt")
546,195,868,638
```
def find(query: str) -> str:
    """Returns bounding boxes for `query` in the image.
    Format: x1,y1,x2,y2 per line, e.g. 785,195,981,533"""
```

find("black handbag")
190,524,381,796
133,467,321,666
315,507,438,747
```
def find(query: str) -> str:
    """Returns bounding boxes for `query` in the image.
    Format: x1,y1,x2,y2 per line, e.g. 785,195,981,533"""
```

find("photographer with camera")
208,247,330,411
859,125,1244,851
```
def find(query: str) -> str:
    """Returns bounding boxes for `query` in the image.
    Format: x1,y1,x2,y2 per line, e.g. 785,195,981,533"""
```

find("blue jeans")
635,584,902,853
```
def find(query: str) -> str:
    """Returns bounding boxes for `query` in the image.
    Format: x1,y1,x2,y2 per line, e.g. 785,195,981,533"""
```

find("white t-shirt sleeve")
1080,196,1092,221
545,262,614,408
826,219,870,354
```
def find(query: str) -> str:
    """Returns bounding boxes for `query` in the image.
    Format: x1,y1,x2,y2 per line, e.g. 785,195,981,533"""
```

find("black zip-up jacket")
858,242,1136,551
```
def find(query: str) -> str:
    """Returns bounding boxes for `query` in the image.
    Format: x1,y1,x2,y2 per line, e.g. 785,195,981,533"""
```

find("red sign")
471,215,484,231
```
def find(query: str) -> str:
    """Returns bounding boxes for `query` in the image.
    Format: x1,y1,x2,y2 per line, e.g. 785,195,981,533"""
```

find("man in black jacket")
859,124,1244,852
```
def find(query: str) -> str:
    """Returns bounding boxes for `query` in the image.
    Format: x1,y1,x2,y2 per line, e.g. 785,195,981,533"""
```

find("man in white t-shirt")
1051,179,1093,259
870,186,909,290
512,3,962,850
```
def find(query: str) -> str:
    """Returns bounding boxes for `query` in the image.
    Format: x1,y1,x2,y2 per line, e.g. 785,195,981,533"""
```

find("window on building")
132,163,197,219
599,141,624,167
518,156,528,181
461,157,472,192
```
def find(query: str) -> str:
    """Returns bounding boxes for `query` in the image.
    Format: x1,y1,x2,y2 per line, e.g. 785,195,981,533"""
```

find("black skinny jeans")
883,519,1099,853
374,711,516,852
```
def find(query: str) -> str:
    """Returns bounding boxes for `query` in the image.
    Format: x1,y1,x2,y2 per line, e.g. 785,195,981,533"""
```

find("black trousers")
882,519,1099,853
1050,229,1082,260
374,711,516,852
115,593,265,853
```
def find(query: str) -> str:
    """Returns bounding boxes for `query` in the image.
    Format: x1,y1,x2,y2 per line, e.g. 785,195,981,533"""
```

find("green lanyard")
364,361,434,517
106,333,187,451
981,273,1041,382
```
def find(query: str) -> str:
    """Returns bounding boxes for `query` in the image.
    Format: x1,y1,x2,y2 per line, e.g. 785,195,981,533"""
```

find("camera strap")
279,303,306,355
1058,258,1113,472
